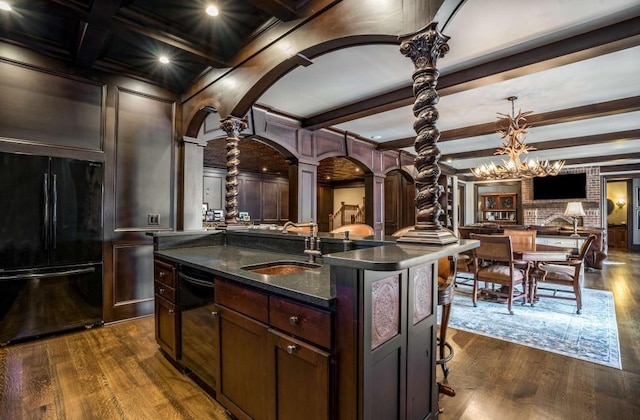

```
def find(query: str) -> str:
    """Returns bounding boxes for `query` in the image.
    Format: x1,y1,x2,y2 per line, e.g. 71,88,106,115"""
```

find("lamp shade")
564,202,586,217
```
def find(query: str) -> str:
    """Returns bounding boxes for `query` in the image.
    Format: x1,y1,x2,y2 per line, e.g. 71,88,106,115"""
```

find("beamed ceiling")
2,0,639,182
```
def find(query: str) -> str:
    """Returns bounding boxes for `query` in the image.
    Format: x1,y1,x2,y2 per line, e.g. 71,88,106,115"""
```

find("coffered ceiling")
257,0,640,179
2,0,639,181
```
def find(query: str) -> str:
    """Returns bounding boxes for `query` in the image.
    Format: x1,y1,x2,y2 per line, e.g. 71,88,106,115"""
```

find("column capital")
220,116,248,137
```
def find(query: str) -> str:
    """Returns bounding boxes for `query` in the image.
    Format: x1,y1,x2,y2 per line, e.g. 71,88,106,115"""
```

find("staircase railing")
328,201,365,231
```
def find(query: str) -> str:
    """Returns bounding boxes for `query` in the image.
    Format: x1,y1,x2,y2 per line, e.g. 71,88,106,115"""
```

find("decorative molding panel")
412,264,434,325
371,274,400,350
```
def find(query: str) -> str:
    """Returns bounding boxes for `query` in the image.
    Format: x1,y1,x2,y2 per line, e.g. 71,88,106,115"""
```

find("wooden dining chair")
503,229,536,302
536,234,597,314
470,234,528,315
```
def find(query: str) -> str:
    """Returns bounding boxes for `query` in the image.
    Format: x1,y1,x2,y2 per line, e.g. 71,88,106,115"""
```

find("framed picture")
637,187,640,207
637,210,640,230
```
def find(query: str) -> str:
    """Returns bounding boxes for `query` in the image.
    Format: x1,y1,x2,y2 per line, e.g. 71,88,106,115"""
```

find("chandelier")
471,96,564,179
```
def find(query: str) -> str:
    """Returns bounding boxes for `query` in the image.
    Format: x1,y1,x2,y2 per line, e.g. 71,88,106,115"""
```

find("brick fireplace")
522,167,601,228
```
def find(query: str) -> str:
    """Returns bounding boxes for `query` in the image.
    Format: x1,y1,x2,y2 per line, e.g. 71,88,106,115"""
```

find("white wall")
333,187,364,213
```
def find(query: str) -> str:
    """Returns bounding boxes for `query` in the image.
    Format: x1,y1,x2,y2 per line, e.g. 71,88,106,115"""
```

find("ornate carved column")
220,116,248,224
397,22,457,245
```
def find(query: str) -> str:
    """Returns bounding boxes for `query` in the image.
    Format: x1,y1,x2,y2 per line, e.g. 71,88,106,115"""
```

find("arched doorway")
317,156,370,232
201,136,292,225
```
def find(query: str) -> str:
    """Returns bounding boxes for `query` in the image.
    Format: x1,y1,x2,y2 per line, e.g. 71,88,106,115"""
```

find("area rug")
446,286,621,369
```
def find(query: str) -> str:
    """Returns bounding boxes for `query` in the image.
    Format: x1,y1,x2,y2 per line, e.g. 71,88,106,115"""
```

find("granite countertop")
322,239,479,270
154,231,479,308
155,245,334,307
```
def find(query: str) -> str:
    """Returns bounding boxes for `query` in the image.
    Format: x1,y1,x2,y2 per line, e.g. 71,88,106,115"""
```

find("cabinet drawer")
215,279,268,323
154,280,176,302
537,237,580,249
270,296,332,349
154,259,176,287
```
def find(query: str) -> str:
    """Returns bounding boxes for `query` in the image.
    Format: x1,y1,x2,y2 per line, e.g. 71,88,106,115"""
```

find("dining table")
514,249,572,305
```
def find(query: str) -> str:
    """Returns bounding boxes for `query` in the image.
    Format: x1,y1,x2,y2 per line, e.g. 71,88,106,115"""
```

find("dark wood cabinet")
480,192,517,224
608,226,628,250
214,278,333,420
154,259,179,362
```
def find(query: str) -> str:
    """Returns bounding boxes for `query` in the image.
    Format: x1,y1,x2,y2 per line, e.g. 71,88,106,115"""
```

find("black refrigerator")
0,151,103,344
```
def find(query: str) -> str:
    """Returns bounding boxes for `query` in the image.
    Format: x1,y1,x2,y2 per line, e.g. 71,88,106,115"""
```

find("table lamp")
564,202,586,237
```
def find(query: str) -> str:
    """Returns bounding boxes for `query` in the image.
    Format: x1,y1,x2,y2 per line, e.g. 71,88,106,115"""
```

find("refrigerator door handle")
52,173,57,249
0,266,95,281
43,173,49,250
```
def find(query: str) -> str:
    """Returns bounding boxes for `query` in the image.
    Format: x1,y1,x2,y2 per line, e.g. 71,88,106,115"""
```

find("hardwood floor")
0,250,638,419
0,316,228,419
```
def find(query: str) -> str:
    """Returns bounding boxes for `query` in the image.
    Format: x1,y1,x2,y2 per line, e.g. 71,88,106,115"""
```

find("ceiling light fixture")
471,96,564,180
206,5,219,16
0,2,12,11
158,55,170,64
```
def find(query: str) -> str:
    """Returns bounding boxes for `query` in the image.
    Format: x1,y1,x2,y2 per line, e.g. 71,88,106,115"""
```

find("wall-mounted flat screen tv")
532,173,587,200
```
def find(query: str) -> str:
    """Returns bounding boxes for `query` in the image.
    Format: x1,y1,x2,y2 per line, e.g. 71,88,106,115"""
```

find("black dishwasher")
179,266,217,393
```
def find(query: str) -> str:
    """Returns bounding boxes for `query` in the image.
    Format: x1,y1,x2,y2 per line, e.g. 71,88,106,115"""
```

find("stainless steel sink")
242,261,321,276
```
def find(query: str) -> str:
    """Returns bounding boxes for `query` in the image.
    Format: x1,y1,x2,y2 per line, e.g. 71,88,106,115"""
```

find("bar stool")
437,256,456,378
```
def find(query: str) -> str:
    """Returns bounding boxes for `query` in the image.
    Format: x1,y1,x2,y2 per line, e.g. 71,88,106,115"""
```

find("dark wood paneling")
115,89,174,230
0,60,103,150
112,242,154,319
317,185,333,232
385,173,401,235
262,180,280,221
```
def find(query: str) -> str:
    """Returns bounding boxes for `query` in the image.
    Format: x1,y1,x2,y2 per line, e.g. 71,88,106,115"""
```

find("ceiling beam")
302,16,640,131
112,7,229,67
441,129,640,161
245,0,299,21
600,163,640,173
378,95,640,150
562,153,637,166
73,0,122,68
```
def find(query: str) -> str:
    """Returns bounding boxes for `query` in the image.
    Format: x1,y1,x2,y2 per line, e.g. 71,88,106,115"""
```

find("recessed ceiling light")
0,2,12,11
206,5,219,16
159,55,170,64
262,167,268,172
372,135,382,140
355,168,360,172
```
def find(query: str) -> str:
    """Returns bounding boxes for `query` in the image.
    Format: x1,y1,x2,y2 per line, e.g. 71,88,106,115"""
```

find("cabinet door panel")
268,329,331,420
216,306,270,420
155,295,178,361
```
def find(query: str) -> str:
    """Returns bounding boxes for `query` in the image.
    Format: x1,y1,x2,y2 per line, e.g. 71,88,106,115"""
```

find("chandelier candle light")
471,96,565,180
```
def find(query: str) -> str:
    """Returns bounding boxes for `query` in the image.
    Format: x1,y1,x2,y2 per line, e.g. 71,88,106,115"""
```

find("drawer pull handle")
286,345,297,354
159,288,165,294
159,272,165,278
211,311,219,317
289,316,299,325
168,309,174,314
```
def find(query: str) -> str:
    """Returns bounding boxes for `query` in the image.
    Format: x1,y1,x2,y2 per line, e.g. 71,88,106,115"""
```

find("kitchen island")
151,229,478,420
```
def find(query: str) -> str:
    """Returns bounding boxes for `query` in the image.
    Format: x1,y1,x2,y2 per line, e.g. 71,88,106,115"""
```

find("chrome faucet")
282,221,322,263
